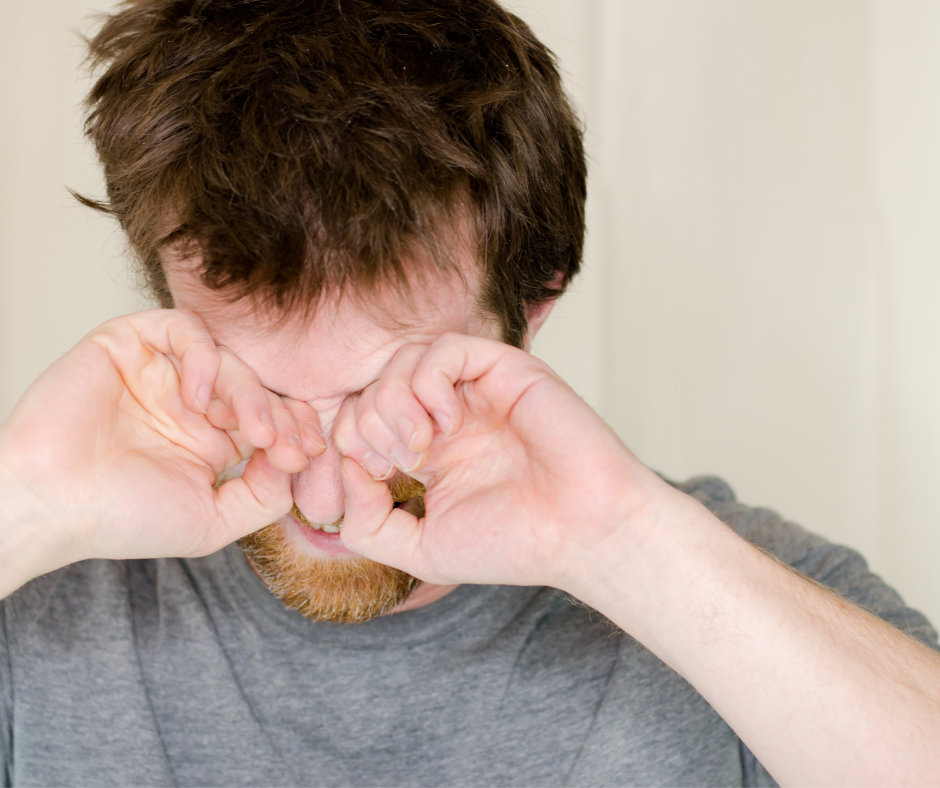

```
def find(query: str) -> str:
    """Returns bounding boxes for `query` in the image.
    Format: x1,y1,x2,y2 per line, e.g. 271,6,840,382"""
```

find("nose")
292,438,345,525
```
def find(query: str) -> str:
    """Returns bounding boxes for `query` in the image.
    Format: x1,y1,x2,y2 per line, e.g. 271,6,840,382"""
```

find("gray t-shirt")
1,476,937,787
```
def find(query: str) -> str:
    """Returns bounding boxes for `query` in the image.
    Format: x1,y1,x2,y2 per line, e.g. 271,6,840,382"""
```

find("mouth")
291,473,427,534
290,499,424,536
291,505,342,533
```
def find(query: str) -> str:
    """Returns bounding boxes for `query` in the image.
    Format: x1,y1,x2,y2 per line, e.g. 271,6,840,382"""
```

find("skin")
2,249,940,785
161,254,511,612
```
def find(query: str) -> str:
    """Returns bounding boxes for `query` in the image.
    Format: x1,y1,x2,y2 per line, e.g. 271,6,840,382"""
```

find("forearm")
568,491,940,786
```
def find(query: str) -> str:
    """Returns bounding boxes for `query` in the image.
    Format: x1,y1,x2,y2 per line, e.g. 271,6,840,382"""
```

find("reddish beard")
238,474,426,624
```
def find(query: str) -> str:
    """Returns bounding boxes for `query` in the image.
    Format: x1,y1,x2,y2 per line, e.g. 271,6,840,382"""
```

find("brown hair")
78,0,586,347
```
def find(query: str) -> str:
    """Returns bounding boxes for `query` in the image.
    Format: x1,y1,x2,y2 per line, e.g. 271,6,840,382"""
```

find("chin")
237,518,421,624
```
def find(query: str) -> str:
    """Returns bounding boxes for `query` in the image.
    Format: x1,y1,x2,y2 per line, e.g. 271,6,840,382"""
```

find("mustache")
387,471,427,503
291,471,426,527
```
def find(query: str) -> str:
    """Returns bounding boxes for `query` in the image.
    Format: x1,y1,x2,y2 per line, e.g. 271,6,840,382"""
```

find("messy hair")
78,0,586,347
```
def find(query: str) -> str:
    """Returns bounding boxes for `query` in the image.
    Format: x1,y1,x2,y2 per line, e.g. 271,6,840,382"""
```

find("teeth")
306,521,342,533
293,505,341,533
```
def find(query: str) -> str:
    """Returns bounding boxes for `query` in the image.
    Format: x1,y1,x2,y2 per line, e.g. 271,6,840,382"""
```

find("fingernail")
196,384,211,414
390,442,421,473
362,450,394,481
259,410,275,435
433,410,453,436
287,433,302,450
340,460,349,498
397,417,418,450
302,422,327,449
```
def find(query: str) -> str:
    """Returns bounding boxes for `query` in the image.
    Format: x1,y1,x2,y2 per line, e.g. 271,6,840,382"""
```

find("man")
0,0,939,785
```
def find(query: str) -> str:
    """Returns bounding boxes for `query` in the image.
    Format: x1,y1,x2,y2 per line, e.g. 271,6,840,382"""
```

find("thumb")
340,457,425,576
213,449,293,546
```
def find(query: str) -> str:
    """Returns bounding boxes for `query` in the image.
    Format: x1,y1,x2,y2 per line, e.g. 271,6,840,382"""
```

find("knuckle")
410,366,441,397
170,307,205,329
89,318,131,344
357,407,389,439
354,387,376,415
340,530,363,551
267,491,293,516
283,398,311,421
402,342,431,356
373,376,400,402
396,342,427,361
229,384,262,409
87,323,143,363
436,331,464,348
272,408,295,430
331,416,359,448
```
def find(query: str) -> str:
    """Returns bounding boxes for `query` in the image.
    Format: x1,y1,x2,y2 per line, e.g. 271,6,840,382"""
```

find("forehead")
164,257,495,403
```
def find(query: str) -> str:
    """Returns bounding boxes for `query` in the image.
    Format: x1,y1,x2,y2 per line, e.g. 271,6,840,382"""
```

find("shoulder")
671,475,829,559
3,558,170,650
2,561,153,666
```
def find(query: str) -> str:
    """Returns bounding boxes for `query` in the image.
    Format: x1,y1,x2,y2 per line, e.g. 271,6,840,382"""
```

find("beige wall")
0,0,144,421
2,1,939,626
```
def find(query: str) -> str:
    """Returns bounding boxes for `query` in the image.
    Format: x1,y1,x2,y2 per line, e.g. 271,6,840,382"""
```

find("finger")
339,457,424,575
206,395,271,463
206,397,238,431
262,390,308,473
221,429,256,462
213,449,293,545
90,313,240,468
204,393,258,461
90,309,218,419
410,333,536,435
281,398,327,456
355,383,426,475
133,309,221,415
333,395,395,480
213,348,278,449
371,343,436,455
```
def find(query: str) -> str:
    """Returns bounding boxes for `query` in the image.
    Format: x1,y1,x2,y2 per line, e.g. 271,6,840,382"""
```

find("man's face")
165,256,502,623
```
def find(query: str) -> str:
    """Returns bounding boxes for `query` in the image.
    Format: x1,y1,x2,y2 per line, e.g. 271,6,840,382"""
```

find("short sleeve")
672,475,939,787
0,602,12,787
674,475,940,652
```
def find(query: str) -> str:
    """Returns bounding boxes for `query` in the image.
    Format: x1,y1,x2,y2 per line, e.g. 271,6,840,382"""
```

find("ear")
522,297,557,352
522,271,565,352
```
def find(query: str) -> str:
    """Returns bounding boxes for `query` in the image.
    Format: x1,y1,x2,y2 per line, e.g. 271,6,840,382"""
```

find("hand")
333,332,668,591
331,336,940,788
0,309,325,573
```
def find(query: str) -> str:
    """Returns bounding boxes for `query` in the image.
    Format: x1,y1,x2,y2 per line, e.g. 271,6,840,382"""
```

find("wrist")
558,482,734,654
0,440,82,598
